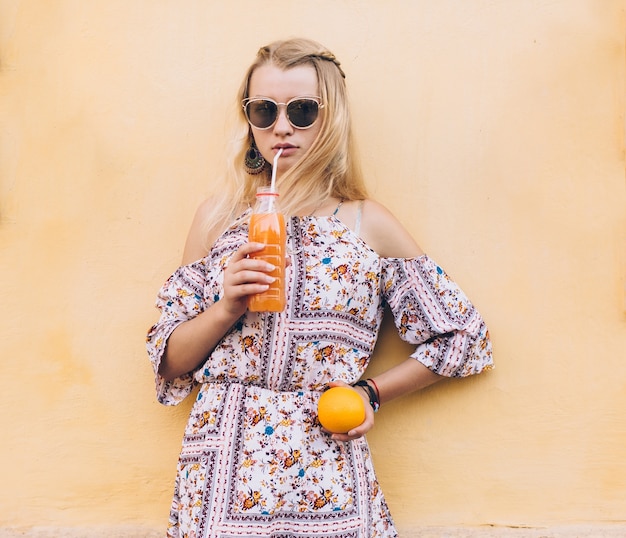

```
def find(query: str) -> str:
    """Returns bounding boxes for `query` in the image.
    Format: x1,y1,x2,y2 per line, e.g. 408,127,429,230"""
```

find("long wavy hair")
203,38,367,242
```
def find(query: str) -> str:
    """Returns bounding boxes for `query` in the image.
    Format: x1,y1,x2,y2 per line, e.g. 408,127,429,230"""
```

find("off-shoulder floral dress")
146,210,493,538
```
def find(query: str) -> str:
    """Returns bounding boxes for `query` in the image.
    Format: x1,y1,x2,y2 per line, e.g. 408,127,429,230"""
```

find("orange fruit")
317,386,366,433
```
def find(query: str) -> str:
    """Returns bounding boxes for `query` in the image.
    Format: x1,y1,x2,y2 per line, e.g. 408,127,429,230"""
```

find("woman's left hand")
324,380,376,442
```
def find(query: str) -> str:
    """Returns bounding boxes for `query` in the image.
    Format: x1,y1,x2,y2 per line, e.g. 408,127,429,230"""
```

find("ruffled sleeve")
145,260,208,405
381,255,493,377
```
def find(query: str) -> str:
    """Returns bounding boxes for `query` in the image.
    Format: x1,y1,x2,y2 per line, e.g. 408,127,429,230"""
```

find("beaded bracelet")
353,380,380,412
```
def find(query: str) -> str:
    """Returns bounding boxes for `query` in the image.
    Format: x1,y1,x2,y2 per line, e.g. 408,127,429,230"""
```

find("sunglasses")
242,96,324,130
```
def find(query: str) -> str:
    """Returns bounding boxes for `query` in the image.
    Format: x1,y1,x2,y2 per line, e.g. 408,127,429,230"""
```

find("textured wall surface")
0,0,624,533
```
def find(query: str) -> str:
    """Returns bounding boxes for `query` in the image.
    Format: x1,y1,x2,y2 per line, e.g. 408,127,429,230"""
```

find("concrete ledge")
1,525,626,537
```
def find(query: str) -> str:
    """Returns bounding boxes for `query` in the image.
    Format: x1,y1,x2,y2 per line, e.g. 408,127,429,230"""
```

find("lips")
273,144,297,157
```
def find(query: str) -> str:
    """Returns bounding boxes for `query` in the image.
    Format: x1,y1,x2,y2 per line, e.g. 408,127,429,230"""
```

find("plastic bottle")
248,186,286,312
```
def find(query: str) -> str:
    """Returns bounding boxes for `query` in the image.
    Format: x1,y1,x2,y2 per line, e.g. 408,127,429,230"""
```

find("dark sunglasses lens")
247,100,278,129
287,99,319,128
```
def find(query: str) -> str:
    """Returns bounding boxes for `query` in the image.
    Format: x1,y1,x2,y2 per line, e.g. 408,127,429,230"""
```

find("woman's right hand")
158,241,277,381
221,242,277,318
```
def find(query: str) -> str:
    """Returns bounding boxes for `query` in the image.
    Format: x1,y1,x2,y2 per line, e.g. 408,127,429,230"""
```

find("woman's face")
246,64,323,178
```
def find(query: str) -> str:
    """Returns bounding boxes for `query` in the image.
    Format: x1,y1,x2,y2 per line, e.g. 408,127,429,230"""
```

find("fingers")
229,266,275,287
333,404,374,441
226,243,275,282
220,243,279,312
327,380,347,388
329,418,373,442
229,242,266,262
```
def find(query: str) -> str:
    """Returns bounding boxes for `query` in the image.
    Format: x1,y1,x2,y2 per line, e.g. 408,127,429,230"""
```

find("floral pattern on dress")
146,211,493,537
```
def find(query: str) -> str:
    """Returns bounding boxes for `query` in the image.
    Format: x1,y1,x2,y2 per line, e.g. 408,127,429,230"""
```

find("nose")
273,104,293,135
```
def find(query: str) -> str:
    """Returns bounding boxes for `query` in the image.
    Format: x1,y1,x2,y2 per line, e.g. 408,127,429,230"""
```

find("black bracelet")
353,380,380,412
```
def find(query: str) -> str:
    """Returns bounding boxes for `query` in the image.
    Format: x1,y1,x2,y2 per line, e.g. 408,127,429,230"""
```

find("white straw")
270,148,283,193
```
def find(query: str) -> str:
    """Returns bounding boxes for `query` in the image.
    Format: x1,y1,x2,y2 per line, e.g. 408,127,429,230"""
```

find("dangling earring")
244,141,266,175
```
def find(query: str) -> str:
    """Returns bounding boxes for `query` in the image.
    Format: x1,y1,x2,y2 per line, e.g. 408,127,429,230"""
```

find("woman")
147,38,493,537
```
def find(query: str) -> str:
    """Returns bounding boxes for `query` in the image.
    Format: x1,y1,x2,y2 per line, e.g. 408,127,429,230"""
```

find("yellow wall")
1,0,624,533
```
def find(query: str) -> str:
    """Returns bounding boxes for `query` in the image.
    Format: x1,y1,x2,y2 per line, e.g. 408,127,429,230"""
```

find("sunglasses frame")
242,96,324,130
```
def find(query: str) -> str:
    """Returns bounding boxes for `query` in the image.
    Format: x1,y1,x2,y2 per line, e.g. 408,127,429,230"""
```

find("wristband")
367,378,381,403
353,380,380,412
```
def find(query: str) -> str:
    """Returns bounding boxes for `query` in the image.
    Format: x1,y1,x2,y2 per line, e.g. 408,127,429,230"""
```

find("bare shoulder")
181,197,246,265
358,199,424,258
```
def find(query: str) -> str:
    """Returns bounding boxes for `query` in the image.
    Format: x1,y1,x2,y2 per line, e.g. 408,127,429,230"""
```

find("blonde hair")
204,38,367,242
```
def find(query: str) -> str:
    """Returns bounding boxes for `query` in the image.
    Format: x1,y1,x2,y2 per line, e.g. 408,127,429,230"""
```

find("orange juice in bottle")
248,186,286,312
